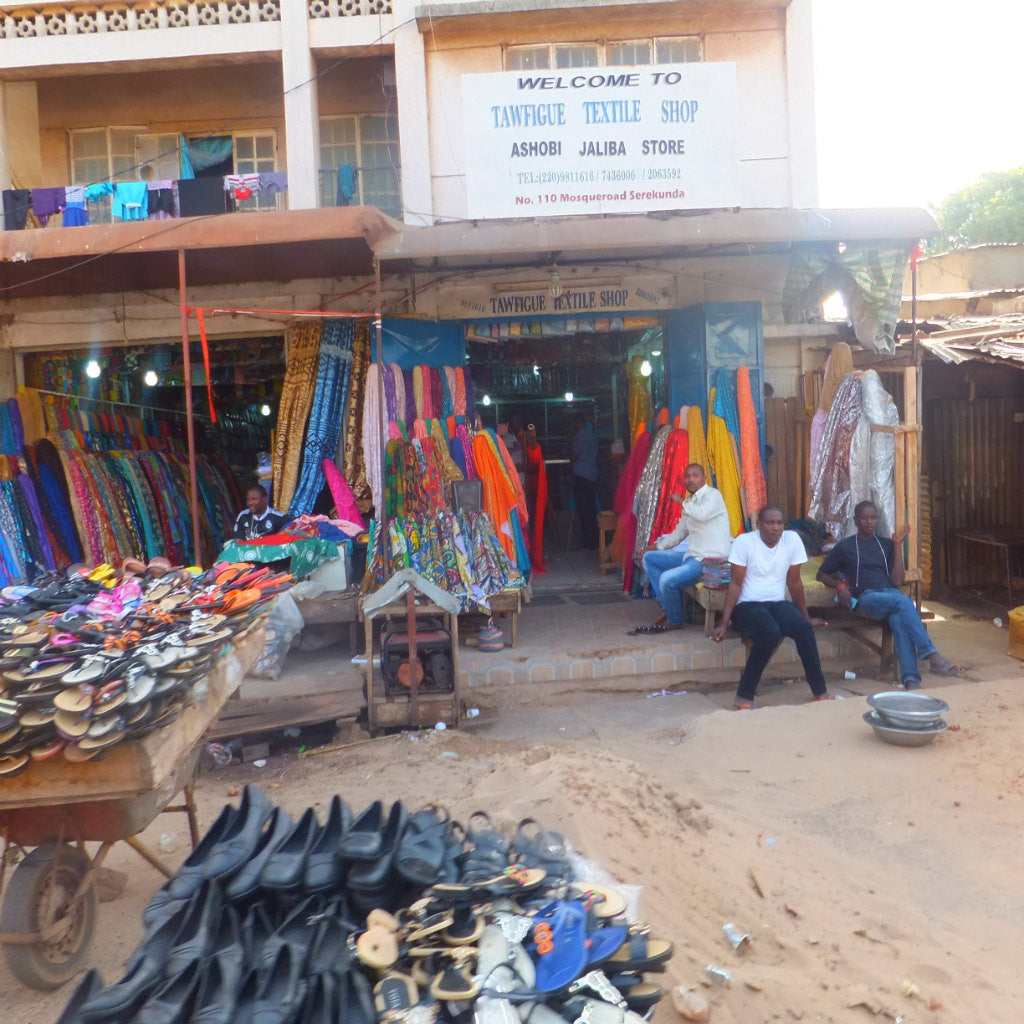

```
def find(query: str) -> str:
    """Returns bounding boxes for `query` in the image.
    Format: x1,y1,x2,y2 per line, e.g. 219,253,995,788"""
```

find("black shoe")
160,801,239,904
81,899,191,1021
260,806,319,891
308,911,353,979
208,902,244,997
299,970,339,1024
254,943,308,1024
241,900,279,961
191,955,238,1024
336,800,383,861
55,969,104,1024
304,795,352,893
201,785,275,880
347,802,409,893
165,878,222,976
224,806,293,902
135,968,202,1024
259,893,324,973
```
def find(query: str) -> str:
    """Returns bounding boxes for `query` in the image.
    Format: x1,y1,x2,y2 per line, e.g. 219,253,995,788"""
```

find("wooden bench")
684,584,898,679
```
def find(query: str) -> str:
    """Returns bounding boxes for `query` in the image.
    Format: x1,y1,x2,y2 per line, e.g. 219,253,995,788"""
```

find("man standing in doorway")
641,463,731,630
712,505,832,708
233,485,289,541
571,412,599,550
817,500,963,688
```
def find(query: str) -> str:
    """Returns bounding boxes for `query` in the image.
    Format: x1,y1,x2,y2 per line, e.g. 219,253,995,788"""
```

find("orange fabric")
471,433,519,561
656,407,670,427
737,366,767,520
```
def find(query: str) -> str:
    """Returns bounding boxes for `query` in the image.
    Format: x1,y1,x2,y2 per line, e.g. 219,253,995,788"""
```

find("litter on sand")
646,688,689,698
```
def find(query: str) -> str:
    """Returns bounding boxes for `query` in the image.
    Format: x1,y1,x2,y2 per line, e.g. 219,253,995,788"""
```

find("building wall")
414,0,814,222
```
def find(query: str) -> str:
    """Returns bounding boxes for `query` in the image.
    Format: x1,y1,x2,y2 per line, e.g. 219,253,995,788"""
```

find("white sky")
813,0,1024,211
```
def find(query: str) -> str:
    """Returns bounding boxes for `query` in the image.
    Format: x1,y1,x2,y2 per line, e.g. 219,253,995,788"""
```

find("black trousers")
732,600,827,701
572,474,599,550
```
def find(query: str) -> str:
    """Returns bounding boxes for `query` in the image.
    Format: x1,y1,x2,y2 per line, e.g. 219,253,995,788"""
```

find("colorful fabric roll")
737,366,767,523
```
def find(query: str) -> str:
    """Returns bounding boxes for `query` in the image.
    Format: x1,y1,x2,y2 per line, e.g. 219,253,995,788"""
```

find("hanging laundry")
146,180,177,220
112,181,149,221
2,190,32,230
259,171,288,196
30,188,65,227
63,185,89,227
177,178,228,217
337,164,357,205
223,173,260,201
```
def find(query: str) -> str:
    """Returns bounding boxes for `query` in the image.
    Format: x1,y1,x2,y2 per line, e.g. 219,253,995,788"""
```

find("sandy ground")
4,615,1023,1024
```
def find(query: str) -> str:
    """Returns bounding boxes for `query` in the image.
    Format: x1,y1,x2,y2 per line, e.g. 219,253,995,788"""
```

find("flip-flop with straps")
626,624,666,636
929,655,966,677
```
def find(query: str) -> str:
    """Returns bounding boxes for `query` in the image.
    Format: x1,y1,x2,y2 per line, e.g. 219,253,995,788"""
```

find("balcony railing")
0,0,390,39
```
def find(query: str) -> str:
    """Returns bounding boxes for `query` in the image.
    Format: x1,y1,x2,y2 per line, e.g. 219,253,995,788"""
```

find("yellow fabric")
271,321,323,513
686,405,710,477
820,341,853,414
17,387,46,444
706,406,744,536
343,319,371,512
626,355,652,440
429,418,464,483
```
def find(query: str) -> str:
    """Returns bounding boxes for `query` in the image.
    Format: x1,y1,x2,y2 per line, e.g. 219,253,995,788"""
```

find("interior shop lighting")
640,360,653,377
260,404,272,416
143,370,159,387
549,267,562,298
482,394,492,406
533,365,540,376
564,392,574,402
85,360,101,379
651,349,662,357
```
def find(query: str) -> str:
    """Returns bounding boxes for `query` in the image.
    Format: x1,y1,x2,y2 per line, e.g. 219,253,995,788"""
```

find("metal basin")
867,691,950,729
863,710,947,747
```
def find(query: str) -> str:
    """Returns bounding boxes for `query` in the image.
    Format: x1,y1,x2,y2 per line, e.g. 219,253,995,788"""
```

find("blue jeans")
641,550,702,626
855,588,936,686
731,601,828,701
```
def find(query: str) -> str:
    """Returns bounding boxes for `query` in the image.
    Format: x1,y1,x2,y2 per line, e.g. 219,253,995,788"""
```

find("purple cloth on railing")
17,475,56,571
30,188,65,226
382,363,397,423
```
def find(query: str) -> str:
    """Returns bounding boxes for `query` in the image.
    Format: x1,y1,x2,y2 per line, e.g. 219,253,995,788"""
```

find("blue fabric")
641,549,702,626
712,366,741,438
855,588,937,686
179,134,195,179
63,205,89,226
509,507,531,581
289,319,357,517
85,182,113,203
185,136,233,173
337,164,357,202
113,181,149,221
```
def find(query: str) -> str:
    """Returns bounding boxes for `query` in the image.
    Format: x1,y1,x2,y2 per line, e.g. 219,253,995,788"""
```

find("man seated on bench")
640,463,731,631
817,500,963,688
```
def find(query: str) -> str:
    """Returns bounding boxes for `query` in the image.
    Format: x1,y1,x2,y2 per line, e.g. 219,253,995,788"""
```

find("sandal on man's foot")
731,700,757,711
928,655,966,677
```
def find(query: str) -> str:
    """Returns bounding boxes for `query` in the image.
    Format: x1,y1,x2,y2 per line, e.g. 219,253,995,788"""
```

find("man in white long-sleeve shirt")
641,464,732,630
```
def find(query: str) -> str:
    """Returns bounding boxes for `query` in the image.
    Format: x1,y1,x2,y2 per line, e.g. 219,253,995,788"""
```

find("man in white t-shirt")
712,505,831,709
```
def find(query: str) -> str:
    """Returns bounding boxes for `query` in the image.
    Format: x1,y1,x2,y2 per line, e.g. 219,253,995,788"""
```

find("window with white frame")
319,114,401,218
69,126,148,223
505,36,702,70
233,132,278,211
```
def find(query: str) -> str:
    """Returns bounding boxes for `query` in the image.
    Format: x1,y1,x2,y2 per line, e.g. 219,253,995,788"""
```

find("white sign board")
462,62,739,220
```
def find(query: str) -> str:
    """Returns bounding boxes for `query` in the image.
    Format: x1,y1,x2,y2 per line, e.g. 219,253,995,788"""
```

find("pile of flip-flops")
58,788,673,1024
0,562,291,774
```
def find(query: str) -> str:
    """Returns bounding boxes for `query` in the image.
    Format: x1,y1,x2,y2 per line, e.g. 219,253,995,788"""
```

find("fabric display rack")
0,389,239,585
55,786,676,1024
610,365,767,593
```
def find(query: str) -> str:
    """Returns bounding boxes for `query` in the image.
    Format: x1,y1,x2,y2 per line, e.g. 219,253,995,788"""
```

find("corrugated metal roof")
898,314,1024,365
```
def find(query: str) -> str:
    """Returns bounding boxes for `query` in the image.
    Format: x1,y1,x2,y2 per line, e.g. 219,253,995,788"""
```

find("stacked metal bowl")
863,691,950,746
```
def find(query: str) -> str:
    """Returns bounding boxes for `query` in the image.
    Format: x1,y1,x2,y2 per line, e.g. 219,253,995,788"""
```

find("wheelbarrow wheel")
1,843,97,990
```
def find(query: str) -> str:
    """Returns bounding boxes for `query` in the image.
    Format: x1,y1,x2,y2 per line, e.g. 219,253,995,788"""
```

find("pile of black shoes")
55,786,675,1024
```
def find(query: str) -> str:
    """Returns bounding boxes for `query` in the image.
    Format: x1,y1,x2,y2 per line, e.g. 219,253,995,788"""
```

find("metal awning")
376,206,937,272
0,206,402,300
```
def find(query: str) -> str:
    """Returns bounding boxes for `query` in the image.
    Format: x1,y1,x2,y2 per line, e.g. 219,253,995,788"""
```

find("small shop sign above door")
462,62,739,219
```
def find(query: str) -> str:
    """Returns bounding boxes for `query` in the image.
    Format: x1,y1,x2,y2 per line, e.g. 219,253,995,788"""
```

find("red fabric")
237,530,304,546
196,308,217,424
525,442,548,573
612,429,653,593
737,366,767,522
649,429,690,544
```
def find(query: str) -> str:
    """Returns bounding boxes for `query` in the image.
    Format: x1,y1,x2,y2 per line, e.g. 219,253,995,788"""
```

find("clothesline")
184,306,372,319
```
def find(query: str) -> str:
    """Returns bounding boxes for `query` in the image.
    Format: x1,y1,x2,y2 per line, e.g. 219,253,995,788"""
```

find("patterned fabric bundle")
737,366,767,522
612,426,651,593
708,374,745,536
272,320,323,513
808,373,864,540
289,318,357,517
632,425,672,562
648,428,689,545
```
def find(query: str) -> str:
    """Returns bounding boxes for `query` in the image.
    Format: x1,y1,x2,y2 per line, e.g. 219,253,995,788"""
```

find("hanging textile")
612,426,652,593
808,373,864,540
686,406,709,479
632,425,672,563
471,431,521,565
322,459,365,531
523,435,547,573
342,320,372,512
272,321,323,513
708,371,745,535
361,363,387,516
736,366,767,523
626,355,652,440
648,428,689,545
289,318,357,517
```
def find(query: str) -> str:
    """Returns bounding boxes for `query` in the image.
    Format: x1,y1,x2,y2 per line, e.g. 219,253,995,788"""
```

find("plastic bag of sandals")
476,618,504,653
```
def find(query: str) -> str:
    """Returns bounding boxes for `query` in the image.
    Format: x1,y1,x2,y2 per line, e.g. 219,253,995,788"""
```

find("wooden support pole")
178,249,202,567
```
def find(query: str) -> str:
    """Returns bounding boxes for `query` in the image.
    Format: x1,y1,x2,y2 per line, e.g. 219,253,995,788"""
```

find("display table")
219,533,342,578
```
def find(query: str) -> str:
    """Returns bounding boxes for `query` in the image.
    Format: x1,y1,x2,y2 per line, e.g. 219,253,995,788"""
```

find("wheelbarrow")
0,622,266,989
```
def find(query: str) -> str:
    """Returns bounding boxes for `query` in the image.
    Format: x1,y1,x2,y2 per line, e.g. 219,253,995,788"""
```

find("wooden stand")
359,596,462,735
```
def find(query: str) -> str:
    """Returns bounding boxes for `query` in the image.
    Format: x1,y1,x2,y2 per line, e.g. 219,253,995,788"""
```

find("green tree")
931,167,1024,252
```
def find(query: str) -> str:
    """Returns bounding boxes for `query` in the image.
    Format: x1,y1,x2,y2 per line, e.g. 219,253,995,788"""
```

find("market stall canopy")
0,207,402,300
375,207,937,271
